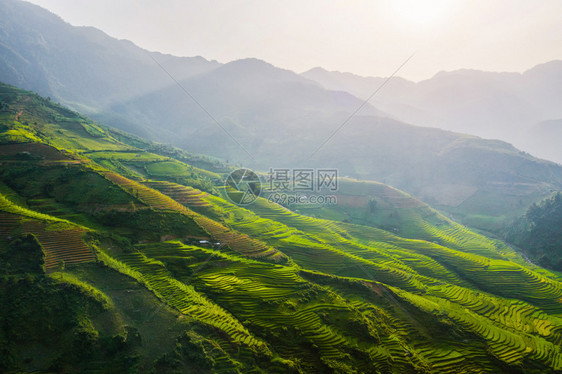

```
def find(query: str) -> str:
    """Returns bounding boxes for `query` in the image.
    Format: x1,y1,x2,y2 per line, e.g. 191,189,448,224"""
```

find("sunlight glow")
387,0,456,27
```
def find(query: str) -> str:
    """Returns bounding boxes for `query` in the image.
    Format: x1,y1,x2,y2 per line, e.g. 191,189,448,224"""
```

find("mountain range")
1,0,561,233
302,61,562,164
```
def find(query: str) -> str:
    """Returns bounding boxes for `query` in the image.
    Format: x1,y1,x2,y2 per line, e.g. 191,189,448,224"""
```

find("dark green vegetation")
2,83,562,373
2,0,562,234
506,192,562,271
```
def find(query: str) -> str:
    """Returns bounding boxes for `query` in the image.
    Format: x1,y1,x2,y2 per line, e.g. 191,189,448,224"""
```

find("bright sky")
25,0,562,81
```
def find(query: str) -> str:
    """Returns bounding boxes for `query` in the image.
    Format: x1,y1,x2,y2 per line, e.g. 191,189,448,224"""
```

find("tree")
506,192,562,270
368,198,377,213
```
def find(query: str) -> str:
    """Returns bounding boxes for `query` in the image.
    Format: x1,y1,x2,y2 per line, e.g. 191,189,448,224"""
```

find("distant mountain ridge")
302,61,562,163
0,0,220,118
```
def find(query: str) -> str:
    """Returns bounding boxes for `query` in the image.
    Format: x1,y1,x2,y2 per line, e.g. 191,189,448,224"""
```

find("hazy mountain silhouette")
524,119,562,162
303,62,562,163
106,57,383,142
0,0,220,127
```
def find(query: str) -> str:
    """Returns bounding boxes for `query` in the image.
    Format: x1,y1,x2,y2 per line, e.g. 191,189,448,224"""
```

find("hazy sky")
26,0,562,81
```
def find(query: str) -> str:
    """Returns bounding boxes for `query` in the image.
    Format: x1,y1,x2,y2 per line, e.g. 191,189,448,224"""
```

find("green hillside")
1,82,562,373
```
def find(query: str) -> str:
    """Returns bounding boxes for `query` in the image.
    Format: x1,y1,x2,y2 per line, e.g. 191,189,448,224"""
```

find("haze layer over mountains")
303,63,562,164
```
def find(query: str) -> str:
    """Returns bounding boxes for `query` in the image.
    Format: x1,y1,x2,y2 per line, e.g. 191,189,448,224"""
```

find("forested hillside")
506,192,562,271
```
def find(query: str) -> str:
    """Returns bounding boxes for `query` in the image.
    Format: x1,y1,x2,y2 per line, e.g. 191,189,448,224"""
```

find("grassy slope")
1,82,562,373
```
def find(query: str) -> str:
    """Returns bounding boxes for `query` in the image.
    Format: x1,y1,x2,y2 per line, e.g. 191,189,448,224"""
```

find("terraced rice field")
0,193,95,271
144,181,211,207
249,202,562,311
4,172,560,371
113,243,263,348
409,217,508,259
327,282,481,372
27,198,85,222
192,214,282,261
104,172,191,213
135,241,403,370
21,220,95,271
0,211,20,239
395,285,562,370
193,200,432,290
251,198,330,233
102,175,282,261
244,196,562,327
186,194,561,315
218,199,447,287
0,142,70,160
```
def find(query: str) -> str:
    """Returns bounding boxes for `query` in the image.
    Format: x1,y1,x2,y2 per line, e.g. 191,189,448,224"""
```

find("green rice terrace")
1,82,562,373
